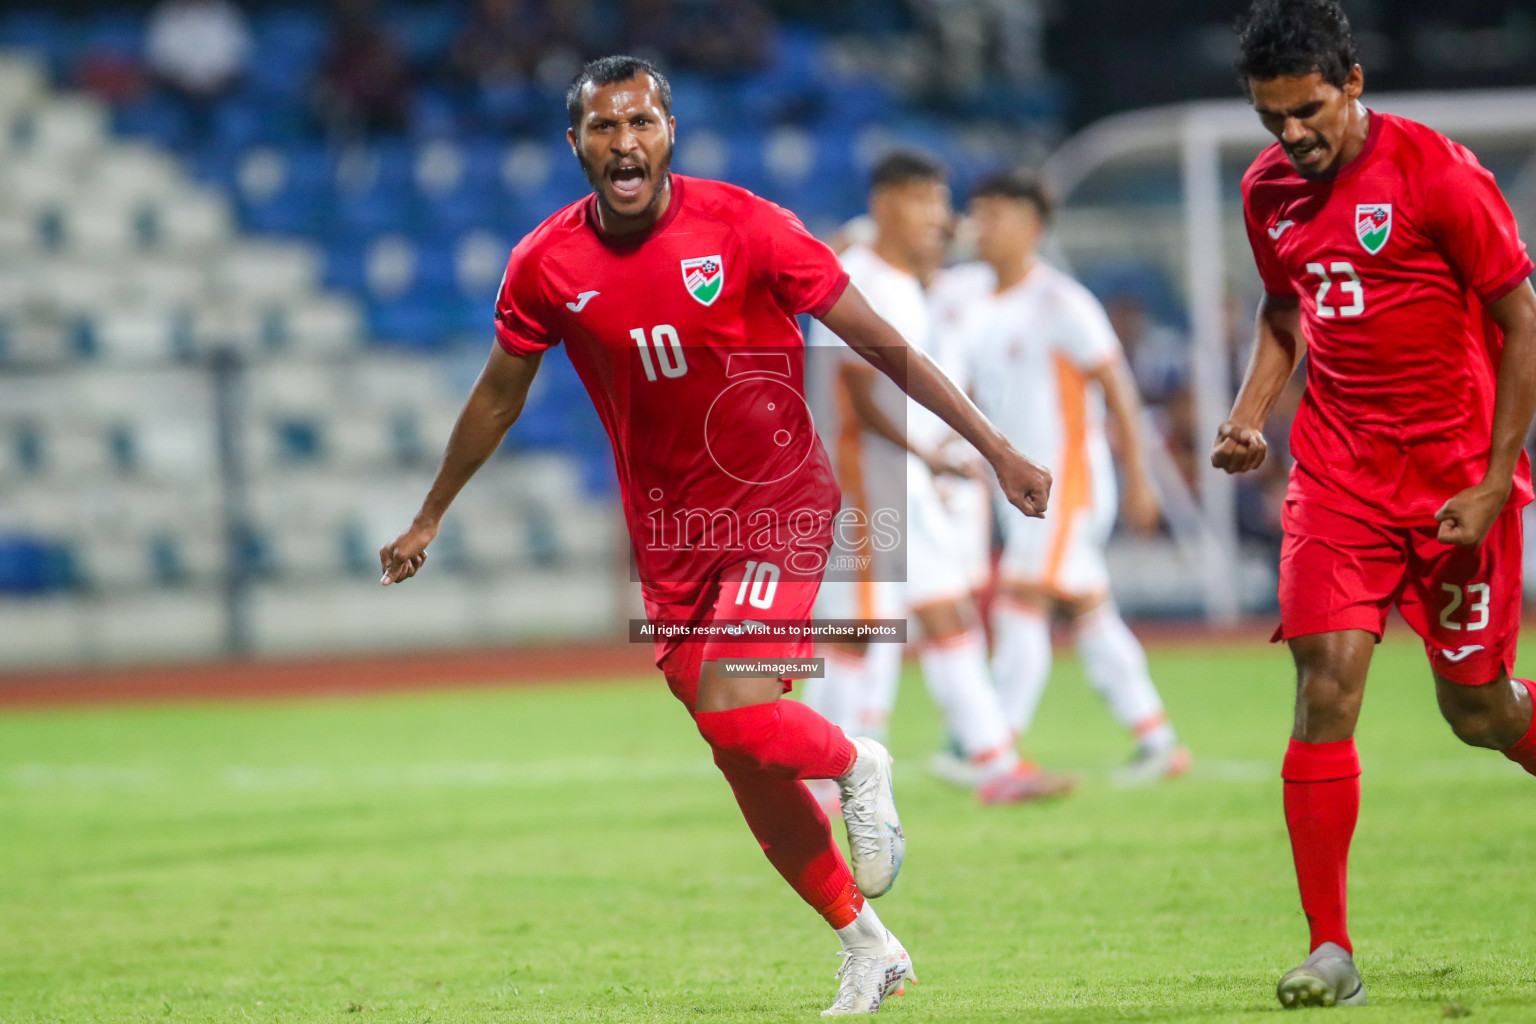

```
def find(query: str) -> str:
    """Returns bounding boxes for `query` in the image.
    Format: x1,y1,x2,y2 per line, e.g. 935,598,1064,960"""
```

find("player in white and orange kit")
378,57,1055,1014
942,170,1188,784
804,152,1074,805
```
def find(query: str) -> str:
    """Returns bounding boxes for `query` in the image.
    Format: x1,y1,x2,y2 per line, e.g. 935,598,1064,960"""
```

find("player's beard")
578,140,675,226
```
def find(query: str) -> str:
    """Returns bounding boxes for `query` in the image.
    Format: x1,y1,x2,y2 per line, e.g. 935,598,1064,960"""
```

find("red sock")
1281,737,1360,954
716,757,865,926
695,700,857,779
1503,678,1536,776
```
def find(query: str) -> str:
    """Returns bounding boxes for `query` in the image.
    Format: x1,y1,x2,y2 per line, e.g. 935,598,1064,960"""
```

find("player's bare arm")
1435,280,1536,546
1091,355,1161,532
819,282,1052,517
1211,294,1305,474
836,360,971,478
380,346,543,584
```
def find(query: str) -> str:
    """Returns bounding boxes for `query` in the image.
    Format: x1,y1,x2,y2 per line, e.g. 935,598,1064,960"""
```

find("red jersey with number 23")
1242,111,1535,525
494,174,848,600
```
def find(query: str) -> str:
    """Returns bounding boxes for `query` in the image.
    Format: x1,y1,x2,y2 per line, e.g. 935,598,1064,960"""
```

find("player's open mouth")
1287,141,1326,167
609,165,647,201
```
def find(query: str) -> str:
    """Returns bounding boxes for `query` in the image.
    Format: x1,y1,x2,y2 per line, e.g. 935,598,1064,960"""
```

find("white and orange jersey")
942,260,1121,597
807,245,986,613
807,243,918,517
806,244,918,618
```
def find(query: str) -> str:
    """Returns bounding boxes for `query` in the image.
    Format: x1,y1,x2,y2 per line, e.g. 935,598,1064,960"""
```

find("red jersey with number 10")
1242,111,1535,525
494,174,848,596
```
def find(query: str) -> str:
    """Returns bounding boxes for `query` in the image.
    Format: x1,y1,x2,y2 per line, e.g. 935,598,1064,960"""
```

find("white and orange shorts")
997,471,1115,601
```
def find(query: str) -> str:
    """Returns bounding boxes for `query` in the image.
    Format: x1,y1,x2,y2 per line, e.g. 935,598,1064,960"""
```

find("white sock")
1073,604,1175,750
853,641,903,743
918,629,1016,774
835,897,888,952
802,646,865,736
991,603,1053,736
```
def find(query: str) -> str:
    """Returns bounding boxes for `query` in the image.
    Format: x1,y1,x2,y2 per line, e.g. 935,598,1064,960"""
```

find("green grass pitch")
3,635,1535,1023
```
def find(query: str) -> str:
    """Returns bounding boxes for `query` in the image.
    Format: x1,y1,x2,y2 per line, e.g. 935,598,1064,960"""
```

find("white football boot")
822,931,916,1015
836,737,905,897
1276,942,1368,1008
926,748,981,789
1112,743,1191,787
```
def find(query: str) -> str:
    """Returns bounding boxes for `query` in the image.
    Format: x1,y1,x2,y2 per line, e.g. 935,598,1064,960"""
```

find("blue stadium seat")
212,93,306,150
240,145,331,237
250,7,327,71
382,3,460,64
114,94,191,150
469,81,547,135
409,237,458,296
0,11,74,77
77,13,142,59
419,187,503,238
323,239,372,294
369,292,451,349
409,84,464,139
333,178,415,237
0,535,77,595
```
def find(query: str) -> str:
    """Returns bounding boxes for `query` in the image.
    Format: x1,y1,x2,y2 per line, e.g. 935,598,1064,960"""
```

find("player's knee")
695,706,772,770
1292,666,1365,740
1295,667,1360,714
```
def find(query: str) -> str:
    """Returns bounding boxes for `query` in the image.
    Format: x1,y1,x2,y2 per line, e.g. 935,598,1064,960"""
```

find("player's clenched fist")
1211,421,1267,474
993,445,1052,518
1434,481,1508,547
380,518,438,585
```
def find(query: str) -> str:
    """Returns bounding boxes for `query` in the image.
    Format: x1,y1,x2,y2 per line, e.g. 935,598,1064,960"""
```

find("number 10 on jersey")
632,324,688,381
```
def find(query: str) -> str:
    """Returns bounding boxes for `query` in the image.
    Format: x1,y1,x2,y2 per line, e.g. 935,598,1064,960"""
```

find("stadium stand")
0,4,1060,666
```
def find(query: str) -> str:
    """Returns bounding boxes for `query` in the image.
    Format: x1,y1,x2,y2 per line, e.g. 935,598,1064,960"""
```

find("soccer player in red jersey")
1214,0,1536,1009
378,56,1052,1014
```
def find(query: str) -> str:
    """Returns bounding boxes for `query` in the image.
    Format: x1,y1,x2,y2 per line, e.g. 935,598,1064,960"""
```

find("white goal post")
1041,88,1536,623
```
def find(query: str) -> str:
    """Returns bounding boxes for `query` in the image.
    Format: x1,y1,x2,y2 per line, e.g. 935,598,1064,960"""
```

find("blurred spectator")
1236,375,1305,548
908,0,1048,105
1160,385,1201,493
315,0,412,139
624,0,773,76
451,0,543,88
145,0,251,102
1107,293,1188,407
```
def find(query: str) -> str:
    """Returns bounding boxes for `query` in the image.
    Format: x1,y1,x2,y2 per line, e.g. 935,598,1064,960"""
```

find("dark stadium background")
0,0,1532,679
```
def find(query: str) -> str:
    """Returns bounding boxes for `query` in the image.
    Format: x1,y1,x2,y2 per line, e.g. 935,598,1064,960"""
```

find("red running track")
0,619,1282,710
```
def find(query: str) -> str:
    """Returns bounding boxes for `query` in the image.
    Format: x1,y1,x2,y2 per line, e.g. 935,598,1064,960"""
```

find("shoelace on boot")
828,950,880,1012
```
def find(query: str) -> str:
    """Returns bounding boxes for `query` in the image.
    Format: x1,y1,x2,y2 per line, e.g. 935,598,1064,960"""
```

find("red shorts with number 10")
644,554,825,713
1276,500,1524,685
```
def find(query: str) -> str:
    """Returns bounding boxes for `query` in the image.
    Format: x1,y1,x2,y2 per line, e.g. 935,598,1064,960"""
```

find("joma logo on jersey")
1355,203,1392,254
681,255,724,306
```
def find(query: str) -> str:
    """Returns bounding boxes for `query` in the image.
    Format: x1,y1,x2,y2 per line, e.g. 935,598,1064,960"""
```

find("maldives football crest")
681,255,724,306
1356,204,1392,255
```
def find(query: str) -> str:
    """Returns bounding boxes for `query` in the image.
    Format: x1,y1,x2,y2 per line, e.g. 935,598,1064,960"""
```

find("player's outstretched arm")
1092,355,1161,532
1435,280,1536,546
836,361,972,478
1211,294,1305,475
818,283,1052,517
380,346,543,584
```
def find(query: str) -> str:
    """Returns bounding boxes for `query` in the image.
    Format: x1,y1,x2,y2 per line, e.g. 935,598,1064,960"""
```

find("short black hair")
868,149,947,193
969,169,1055,221
1235,0,1359,89
566,55,672,130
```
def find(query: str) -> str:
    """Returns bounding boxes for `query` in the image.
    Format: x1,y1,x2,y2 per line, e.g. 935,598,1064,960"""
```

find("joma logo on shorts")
1440,645,1484,663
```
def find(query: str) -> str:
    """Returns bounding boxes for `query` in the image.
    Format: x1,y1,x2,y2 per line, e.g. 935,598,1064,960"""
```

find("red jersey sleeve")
1421,143,1535,305
739,197,850,318
1242,195,1297,300
494,235,560,356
